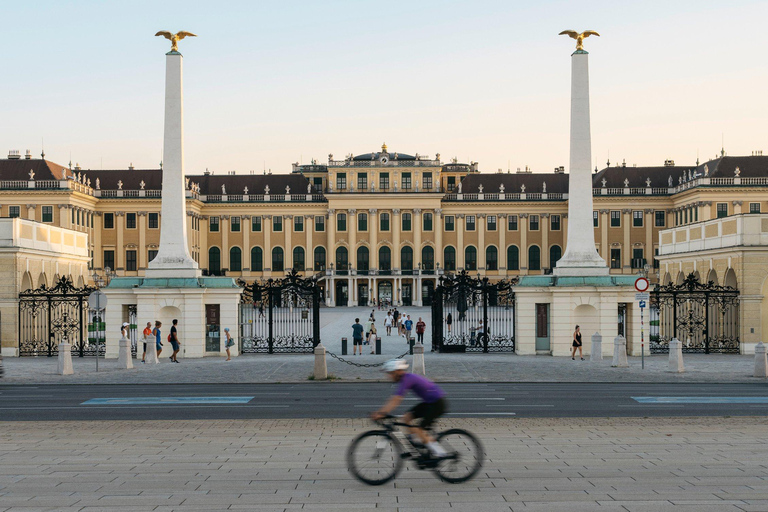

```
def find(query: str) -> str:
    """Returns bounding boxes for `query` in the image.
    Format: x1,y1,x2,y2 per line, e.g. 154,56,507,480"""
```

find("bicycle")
347,414,484,485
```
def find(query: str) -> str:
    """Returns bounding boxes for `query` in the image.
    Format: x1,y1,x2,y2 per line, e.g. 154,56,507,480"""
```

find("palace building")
1,144,767,316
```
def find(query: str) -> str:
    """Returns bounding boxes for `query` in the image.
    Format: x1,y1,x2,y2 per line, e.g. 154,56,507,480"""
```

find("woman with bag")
224,327,235,361
368,321,377,354
571,325,584,361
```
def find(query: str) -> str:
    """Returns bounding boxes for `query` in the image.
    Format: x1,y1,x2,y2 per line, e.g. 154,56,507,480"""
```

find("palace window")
717,203,728,218
335,247,348,271
149,213,159,229
358,213,367,232
103,250,115,270
126,250,137,271
402,212,412,231
528,246,541,271
357,246,369,272
126,213,136,229
272,247,284,271
336,173,347,190
423,172,433,190
444,246,456,271
379,246,391,271
380,172,390,190
632,248,644,269
550,245,562,267
529,215,539,231
148,250,158,263
231,216,241,232
610,248,621,269
313,177,323,192
593,211,598,228
251,247,263,271
507,246,519,270
486,246,498,271
9,206,20,218
465,246,477,271
508,215,518,231
380,213,390,231
293,247,305,271
314,247,326,271
337,213,346,231
357,173,367,191
466,215,476,231
633,210,643,227
751,202,761,213
315,215,325,232
401,246,413,271
423,212,433,231
209,216,220,232
273,216,283,232
550,214,561,231
230,247,242,272
447,176,456,192
252,216,262,231
209,247,221,274
610,211,621,227
42,206,53,223
655,210,665,227
402,172,412,190
444,215,455,231
422,246,434,270
294,216,304,232
487,215,497,231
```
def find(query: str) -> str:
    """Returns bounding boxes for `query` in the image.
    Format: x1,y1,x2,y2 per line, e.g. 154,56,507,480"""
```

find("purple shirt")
395,373,445,403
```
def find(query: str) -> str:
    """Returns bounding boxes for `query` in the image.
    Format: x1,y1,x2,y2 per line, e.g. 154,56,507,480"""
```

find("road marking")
402,397,505,401
633,397,768,404
82,397,255,405
446,412,516,416
0,405,289,410
485,404,554,407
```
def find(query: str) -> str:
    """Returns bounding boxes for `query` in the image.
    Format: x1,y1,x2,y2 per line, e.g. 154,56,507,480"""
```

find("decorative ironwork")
18,276,98,357
650,273,740,354
431,270,517,353
238,269,321,354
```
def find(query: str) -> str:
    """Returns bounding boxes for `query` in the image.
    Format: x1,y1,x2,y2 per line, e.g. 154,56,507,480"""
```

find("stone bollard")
590,332,603,362
313,343,328,380
144,335,158,364
58,342,74,375
755,341,767,378
668,337,685,373
117,336,134,369
611,335,628,368
412,343,426,376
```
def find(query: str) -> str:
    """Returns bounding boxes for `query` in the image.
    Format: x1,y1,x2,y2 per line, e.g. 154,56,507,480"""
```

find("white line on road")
485,404,554,407
0,405,291,410
447,412,517,416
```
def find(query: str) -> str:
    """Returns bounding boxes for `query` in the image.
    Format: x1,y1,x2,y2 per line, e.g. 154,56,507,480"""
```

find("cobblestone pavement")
1,306,761,384
1,417,767,511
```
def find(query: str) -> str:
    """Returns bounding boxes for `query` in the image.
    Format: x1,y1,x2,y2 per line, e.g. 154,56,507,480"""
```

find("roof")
0,158,68,181
459,172,570,194
353,151,416,161
193,173,311,195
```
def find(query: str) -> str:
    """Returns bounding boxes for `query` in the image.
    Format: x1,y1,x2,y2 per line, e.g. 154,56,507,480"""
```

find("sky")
1,0,766,175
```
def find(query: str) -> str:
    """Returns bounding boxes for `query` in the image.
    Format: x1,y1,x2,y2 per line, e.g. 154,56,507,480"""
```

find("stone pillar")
242,215,251,270
498,213,506,274
285,214,293,270
668,337,685,372
622,209,631,270
221,216,230,270
313,343,328,380
304,215,311,272
146,50,199,278
600,210,609,262
392,209,401,269
434,209,442,268
117,335,134,369
369,209,378,269
520,214,528,272
138,212,147,269
347,210,356,270
611,335,628,367
541,213,550,269
58,341,74,375
457,214,465,268
116,212,124,270
555,49,608,276
590,332,603,361
477,213,486,270
411,342,425,376
754,341,767,378
92,212,102,269
264,216,272,273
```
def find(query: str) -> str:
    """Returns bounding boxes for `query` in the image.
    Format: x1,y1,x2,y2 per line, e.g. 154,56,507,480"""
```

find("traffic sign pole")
88,291,108,373
640,302,645,370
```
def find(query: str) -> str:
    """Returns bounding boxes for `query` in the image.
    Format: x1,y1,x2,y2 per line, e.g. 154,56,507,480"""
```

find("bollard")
412,342,426,376
117,336,134,369
590,332,603,362
341,337,347,356
409,337,415,355
755,341,767,378
58,342,74,375
314,343,328,380
668,337,685,373
376,336,382,355
144,335,159,364
611,335,628,368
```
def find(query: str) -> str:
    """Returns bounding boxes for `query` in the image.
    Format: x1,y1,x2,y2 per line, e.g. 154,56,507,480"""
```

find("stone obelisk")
146,43,200,278
554,41,608,276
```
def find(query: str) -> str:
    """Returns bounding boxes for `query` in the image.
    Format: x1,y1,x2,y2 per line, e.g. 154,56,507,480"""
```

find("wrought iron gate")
18,276,97,357
431,270,516,353
650,273,740,354
238,270,321,353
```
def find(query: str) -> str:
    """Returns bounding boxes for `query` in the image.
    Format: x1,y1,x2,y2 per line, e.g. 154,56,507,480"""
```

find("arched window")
465,246,477,271
379,246,391,271
549,245,562,268
529,245,541,271
401,246,413,271
272,247,284,272
422,246,434,270
507,246,519,271
486,246,498,271
208,247,221,274
336,246,348,270
444,246,456,271
292,246,305,271
357,246,369,272
314,247,326,271
251,247,263,271
229,247,242,272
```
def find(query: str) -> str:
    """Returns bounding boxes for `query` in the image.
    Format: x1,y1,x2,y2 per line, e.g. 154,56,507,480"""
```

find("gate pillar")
668,338,685,372
117,335,134,369
58,341,74,375
754,341,767,378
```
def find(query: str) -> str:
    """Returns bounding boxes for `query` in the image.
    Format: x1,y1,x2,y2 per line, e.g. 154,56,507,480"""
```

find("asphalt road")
2,382,768,421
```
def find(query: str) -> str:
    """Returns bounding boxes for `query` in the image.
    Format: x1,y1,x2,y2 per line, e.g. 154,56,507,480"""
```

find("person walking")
384,311,393,336
351,318,364,356
153,321,163,359
169,319,181,363
121,322,129,339
368,321,377,354
416,317,426,345
446,312,453,333
393,308,400,334
363,316,373,346
571,325,584,360
404,315,414,343
141,322,152,363
224,327,234,361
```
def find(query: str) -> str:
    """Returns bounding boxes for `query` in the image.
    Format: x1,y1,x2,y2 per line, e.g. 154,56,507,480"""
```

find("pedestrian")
446,312,452,333
224,327,234,361
351,317,364,356
384,311,393,336
141,322,152,363
405,315,414,343
258,302,265,319
371,309,376,322
363,316,373,345
571,325,584,360
393,308,400,331
153,321,163,359
369,321,377,354
169,319,181,363
121,322,129,339
416,317,426,345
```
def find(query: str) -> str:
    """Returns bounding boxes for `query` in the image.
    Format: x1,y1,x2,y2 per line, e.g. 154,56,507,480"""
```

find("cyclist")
372,359,448,459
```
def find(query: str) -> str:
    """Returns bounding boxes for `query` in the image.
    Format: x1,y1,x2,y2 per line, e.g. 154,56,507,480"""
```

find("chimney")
128,162,135,170
554,166,565,174
7,150,20,160
664,159,675,167
24,149,31,160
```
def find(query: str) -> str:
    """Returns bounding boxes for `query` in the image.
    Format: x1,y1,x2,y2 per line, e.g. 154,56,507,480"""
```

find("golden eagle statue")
558,30,600,51
155,30,197,52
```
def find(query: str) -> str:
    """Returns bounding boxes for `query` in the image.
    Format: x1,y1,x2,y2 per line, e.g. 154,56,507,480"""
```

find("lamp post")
91,266,117,288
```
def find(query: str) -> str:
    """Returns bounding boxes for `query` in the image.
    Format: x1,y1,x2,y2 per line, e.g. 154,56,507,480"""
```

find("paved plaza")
1,416,767,511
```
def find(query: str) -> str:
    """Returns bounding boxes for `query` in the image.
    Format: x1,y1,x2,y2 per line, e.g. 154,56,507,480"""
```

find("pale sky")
1,0,766,174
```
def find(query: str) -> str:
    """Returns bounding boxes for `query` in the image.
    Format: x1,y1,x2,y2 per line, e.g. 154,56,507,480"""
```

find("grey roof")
458,172,569,194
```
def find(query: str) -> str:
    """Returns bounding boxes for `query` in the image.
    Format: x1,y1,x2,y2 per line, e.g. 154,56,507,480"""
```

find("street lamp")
92,266,117,288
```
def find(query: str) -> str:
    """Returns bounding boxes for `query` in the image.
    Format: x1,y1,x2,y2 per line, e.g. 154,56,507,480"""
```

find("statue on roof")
457,182,462,194
140,180,145,190
307,182,312,194
601,178,607,187
264,185,270,194
478,184,483,193
668,175,673,187
735,166,741,177
521,184,526,193
117,180,123,190
244,186,248,194
286,185,290,195
186,177,190,188
28,169,35,180
96,178,100,189
499,183,505,194
77,172,82,183
704,164,709,177
542,182,547,193
221,184,226,195
646,178,651,187
623,178,629,187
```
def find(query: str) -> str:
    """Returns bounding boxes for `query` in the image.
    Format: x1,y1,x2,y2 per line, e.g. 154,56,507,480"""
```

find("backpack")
167,334,172,342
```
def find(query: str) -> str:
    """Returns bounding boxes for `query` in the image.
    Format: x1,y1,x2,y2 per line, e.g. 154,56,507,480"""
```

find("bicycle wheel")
347,430,403,485
433,428,484,483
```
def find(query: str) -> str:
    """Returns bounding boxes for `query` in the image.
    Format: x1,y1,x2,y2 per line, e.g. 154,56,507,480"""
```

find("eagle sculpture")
155,30,197,52
559,30,600,51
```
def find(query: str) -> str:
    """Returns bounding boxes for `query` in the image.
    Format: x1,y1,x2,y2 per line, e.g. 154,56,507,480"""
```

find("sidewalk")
1,416,767,511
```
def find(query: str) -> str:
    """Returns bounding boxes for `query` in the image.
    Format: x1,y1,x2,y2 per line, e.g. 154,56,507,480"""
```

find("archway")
573,304,599,356
20,271,32,292
724,268,737,288
158,306,182,358
707,268,718,285
37,272,48,288
675,271,685,285
662,272,672,285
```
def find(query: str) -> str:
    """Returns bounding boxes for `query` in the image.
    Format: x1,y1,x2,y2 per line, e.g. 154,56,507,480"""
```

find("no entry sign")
634,277,650,293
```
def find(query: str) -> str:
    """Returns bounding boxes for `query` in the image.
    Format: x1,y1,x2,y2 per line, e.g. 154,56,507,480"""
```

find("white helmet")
382,359,409,372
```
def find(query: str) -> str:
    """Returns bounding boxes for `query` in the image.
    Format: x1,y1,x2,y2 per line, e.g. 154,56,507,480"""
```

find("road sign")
639,299,646,308
88,290,108,310
634,277,650,292
635,292,649,301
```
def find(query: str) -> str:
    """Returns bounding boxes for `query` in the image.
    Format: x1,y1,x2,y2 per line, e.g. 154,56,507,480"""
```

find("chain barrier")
326,350,411,368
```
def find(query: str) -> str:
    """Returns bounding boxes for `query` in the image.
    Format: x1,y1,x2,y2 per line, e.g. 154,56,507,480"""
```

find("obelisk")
554,31,608,276
146,32,200,278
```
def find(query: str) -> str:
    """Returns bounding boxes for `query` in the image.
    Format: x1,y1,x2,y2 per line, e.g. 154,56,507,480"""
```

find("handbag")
226,338,235,348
